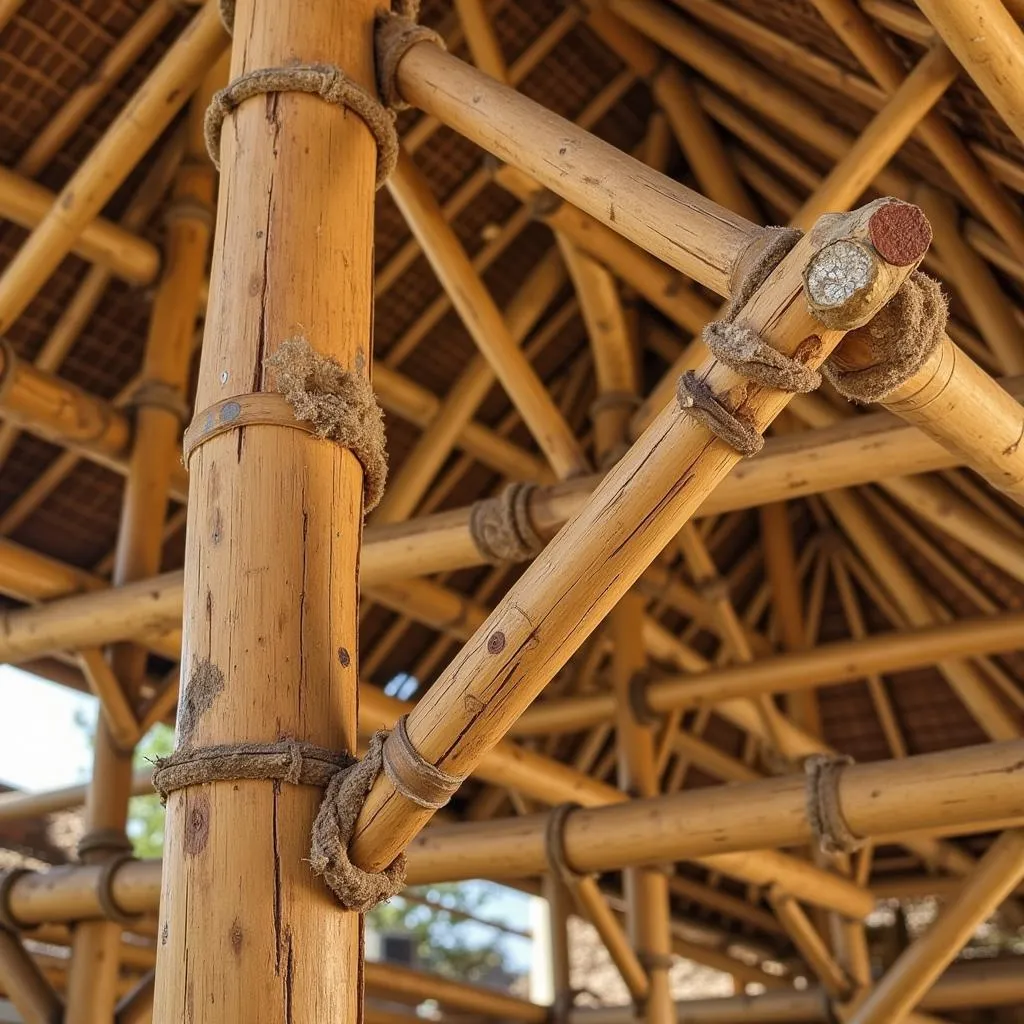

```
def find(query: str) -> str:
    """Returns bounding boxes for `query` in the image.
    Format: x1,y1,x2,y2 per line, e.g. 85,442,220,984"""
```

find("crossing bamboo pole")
0,167,160,285
372,247,567,523
0,769,154,824
766,889,850,1000
389,33,1024,498
582,6,758,221
612,592,674,1024
792,43,959,229
153,0,378,1020
0,929,63,1024
8,741,1024,927
345,198,928,874
115,971,155,1024
0,1,228,333
848,829,1024,1024
453,0,507,81
388,151,590,480
64,65,217,1024
914,0,1024,148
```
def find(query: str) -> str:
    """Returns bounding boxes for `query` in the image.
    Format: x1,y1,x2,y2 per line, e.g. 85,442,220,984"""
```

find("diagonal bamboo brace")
345,199,931,875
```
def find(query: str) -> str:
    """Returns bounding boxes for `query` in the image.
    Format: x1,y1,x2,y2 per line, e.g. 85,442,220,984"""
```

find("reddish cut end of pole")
868,201,932,267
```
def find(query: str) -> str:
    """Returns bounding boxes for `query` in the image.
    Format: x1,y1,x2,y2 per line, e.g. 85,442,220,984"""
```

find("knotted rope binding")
183,337,388,511
468,482,545,563
544,802,588,888
77,827,133,860
154,722,466,912
0,868,31,932
805,754,864,855
204,65,398,188
97,854,144,927
123,379,191,423
375,6,446,112
627,669,660,727
678,226,821,457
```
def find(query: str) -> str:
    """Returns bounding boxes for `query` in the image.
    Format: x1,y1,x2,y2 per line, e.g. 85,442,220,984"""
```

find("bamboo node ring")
124,379,191,423
163,197,215,230
469,482,545,563
96,853,144,927
544,802,590,887
381,714,466,810
374,9,446,112
204,64,398,188
0,868,32,933
804,754,864,856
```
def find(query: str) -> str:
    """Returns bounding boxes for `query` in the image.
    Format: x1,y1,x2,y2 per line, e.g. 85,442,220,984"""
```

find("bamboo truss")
1,0,1024,1022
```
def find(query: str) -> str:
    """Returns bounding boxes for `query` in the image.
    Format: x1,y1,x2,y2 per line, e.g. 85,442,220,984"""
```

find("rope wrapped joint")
469,482,545,563
544,802,590,889
154,717,465,913
804,754,864,855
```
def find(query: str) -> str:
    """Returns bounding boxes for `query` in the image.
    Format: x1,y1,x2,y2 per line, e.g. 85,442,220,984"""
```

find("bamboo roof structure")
1,0,1024,1021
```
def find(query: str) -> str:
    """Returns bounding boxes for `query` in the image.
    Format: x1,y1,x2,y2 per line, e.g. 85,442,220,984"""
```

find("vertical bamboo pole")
849,830,1024,1024
64,65,218,1024
544,873,574,1021
153,0,378,1021
453,0,507,81
612,592,674,1024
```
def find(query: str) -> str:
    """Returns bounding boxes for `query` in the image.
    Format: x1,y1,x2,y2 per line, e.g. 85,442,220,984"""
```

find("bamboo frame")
0,928,63,1024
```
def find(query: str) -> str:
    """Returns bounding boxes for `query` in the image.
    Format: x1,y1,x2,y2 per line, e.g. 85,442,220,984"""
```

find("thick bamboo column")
0,929,63,1024
848,830,1024,1024
0,2,227,332
64,66,217,1024
612,592,674,1024
914,0,1024,147
345,199,927,873
792,43,959,228
153,1,378,1022
388,151,589,480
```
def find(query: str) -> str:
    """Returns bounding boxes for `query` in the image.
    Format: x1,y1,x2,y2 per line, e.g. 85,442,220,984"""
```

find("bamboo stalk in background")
0,1,228,333
0,929,63,1024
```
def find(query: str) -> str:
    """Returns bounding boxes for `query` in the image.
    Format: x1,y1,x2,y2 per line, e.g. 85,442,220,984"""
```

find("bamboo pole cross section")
344,200,931,874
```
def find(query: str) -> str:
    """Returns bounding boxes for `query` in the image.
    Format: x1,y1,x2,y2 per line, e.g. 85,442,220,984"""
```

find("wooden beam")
453,0,507,81
0,929,63,1024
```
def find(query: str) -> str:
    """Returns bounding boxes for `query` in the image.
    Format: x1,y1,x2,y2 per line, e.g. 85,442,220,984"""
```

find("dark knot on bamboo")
204,64,398,188
468,482,545,563
374,9,446,112
804,754,864,856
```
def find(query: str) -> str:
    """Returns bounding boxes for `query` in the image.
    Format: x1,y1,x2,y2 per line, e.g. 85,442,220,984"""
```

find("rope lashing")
627,669,660,727
163,197,215,230
0,868,31,932
204,65,398,188
375,8,446,112
468,482,545,563
154,723,466,912
123,379,191,423
184,337,388,512
805,754,864,855
822,272,947,403
77,827,134,860
217,0,234,34
677,372,765,457
544,802,589,888
678,226,821,457
96,854,144,927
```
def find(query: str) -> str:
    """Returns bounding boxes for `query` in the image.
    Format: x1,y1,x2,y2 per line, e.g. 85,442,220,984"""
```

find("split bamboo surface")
153,0,376,1022
6,741,1023,927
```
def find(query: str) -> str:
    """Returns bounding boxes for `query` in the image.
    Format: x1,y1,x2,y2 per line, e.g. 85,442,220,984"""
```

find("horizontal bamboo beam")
569,957,1024,1023
511,607,1024,735
6,741,1022,927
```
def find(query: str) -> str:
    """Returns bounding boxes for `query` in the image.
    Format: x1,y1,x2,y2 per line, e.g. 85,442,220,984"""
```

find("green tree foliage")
127,724,174,858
